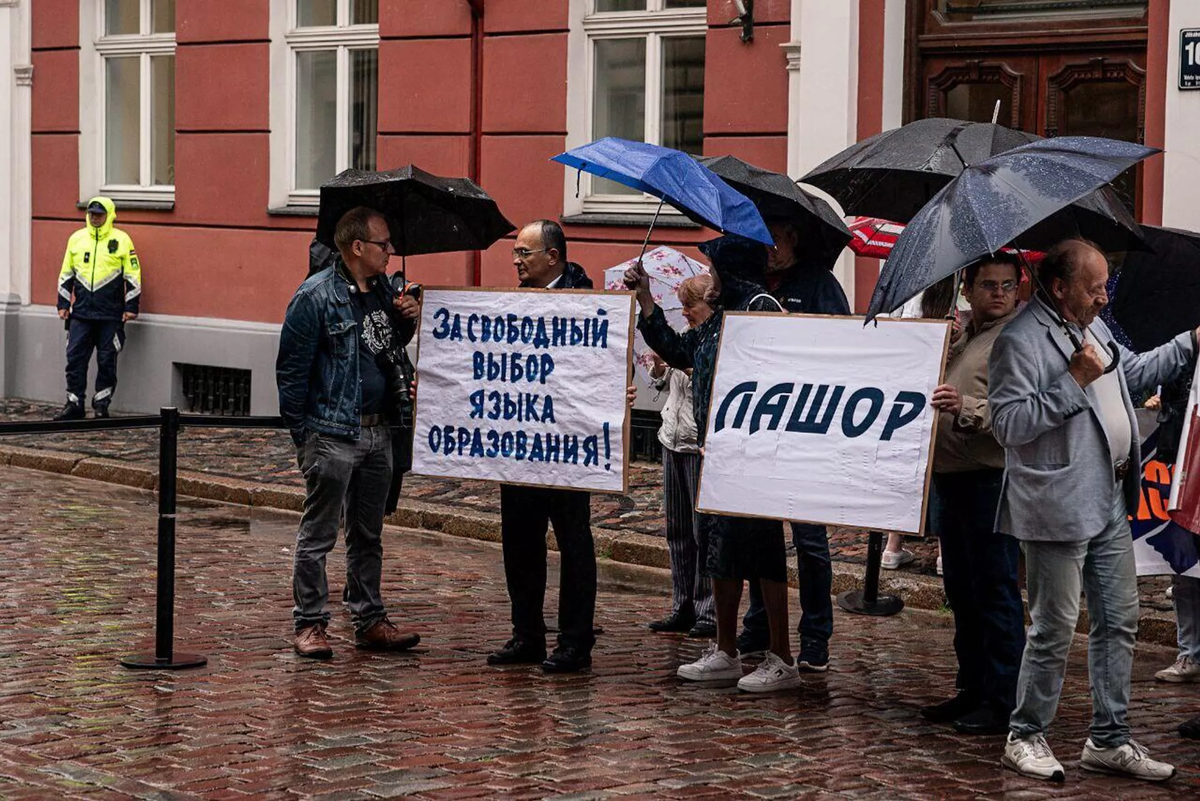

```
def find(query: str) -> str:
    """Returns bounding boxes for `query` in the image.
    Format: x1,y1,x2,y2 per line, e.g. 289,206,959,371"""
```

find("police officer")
55,197,142,420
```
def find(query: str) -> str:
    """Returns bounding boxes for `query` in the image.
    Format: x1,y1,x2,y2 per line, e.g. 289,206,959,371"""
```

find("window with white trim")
566,0,706,217
84,0,176,201
282,0,379,205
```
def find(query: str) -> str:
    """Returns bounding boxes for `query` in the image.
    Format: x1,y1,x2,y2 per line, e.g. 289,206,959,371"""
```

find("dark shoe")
648,609,695,633
54,401,85,421
294,623,333,659
487,638,547,666
921,692,981,724
736,629,769,658
953,705,1011,736
92,402,110,419
688,622,717,639
797,643,829,673
1179,715,1200,740
542,646,592,673
355,617,420,651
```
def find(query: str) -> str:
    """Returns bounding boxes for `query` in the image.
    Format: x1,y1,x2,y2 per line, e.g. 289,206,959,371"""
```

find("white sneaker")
936,555,943,576
1001,732,1065,782
1081,738,1175,782
737,652,802,693
1155,654,1200,683
677,643,743,682
881,548,915,570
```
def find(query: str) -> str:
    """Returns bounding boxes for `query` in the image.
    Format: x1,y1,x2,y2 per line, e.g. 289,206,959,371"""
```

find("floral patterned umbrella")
604,246,708,386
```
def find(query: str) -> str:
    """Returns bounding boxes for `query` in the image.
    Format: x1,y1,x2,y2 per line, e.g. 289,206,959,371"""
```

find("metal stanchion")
121,407,207,669
836,529,904,617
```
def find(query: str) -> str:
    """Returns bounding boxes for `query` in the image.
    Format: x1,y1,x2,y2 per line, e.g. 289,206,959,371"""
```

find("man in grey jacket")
989,239,1198,783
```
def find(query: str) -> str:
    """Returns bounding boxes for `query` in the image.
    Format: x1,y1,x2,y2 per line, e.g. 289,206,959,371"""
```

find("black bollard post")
836,530,904,616
121,407,207,669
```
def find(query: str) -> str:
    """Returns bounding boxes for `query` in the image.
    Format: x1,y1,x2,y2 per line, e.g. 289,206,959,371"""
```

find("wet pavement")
1,466,1198,799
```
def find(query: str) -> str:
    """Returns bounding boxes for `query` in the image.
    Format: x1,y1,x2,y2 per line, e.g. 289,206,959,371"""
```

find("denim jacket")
276,265,370,446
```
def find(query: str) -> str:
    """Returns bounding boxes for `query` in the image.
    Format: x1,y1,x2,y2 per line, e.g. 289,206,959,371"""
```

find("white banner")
412,288,634,493
697,313,950,534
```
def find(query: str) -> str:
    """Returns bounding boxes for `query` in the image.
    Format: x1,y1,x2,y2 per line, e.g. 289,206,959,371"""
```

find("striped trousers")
662,448,714,625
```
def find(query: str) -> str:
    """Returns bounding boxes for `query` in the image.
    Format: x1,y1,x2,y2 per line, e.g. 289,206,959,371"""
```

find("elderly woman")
647,274,716,638
627,235,799,694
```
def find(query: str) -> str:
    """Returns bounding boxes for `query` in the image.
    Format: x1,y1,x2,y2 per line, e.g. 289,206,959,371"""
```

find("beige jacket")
934,307,1018,473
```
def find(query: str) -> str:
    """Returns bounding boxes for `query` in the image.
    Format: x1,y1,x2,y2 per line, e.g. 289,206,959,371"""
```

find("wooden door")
921,54,1039,131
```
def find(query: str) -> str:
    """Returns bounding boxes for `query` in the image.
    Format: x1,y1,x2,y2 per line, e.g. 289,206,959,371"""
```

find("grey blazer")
987,299,1195,542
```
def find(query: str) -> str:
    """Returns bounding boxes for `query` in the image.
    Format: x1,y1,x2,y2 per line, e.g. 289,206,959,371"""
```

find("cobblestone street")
2,466,1199,799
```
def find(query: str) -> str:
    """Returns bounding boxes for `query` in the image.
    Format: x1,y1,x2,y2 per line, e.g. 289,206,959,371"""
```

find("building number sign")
1182,30,1200,90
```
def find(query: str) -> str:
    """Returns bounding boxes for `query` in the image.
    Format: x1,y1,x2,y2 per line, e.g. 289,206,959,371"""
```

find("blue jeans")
934,469,1024,713
1010,486,1138,747
1172,575,1200,660
742,522,833,650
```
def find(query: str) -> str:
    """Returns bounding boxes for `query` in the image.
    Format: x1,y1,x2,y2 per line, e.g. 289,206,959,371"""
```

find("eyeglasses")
361,239,395,254
978,279,1019,294
512,248,548,260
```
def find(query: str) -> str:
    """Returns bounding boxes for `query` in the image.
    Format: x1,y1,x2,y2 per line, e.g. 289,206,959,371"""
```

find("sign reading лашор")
697,314,951,535
412,288,634,494
1181,29,1200,90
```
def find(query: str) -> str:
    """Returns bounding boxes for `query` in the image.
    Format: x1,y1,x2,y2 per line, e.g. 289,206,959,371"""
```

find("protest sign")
1134,407,1200,577
412,288,634,493
697,313,950,534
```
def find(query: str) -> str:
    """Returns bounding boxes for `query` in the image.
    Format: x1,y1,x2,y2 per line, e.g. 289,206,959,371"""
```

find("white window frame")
268,0,379,209
564,0,707,218
79,0,176,204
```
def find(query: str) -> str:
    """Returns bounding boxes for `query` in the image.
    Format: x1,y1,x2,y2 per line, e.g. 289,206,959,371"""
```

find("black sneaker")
92,402,110,419
953,705,1011,736
53,401,85,421
797,642,829,672
736,629,769,658
648,609,695,633
921,691,981,724
486,638,546,666
687,622,717,639
542,645,592,673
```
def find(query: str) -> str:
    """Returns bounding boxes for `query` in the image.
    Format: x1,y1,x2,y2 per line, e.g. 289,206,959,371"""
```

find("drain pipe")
468,0,485,286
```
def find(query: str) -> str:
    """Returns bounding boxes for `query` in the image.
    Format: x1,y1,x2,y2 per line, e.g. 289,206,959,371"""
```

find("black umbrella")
801,118,1041,223
866,136,1159,336
315,165,514,266
1110,226,1200,351
697,155,851,270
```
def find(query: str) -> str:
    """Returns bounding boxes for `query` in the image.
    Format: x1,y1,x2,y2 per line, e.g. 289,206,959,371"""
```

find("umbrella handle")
1103,340,1121,375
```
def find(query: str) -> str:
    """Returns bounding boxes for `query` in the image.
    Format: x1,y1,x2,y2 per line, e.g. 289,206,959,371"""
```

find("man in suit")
989,239,1198,783
486,220,598,674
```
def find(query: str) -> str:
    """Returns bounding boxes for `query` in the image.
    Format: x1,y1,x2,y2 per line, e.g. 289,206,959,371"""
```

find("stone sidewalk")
1,466,1198,799
0,398,1179,642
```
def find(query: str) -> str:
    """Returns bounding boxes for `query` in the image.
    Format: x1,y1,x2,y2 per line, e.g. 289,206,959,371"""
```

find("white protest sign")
412,288,634,493
697,313,950,534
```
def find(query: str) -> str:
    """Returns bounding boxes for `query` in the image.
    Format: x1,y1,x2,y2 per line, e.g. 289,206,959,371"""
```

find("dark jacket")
767,262,851,316
276,262,416,447
526,261,592,290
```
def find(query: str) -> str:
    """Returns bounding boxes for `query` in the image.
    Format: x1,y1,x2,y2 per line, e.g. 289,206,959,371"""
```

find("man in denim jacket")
276,207,422,659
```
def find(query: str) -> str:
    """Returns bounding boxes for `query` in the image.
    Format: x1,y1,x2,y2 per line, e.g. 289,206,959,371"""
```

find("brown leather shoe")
294,623,333,659
355,617,421,651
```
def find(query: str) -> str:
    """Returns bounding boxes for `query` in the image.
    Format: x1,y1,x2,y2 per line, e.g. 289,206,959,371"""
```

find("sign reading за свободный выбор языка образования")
412,288,635,494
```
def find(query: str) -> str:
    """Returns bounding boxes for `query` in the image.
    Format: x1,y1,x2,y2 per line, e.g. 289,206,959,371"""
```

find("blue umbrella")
552,138,773,257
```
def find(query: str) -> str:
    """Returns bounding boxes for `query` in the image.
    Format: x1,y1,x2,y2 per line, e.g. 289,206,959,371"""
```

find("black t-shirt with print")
350,281,394,416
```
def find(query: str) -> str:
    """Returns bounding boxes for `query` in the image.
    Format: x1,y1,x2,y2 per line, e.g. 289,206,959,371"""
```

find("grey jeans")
293,425,392,633
1010,485,1138,747
1172,575,1200,660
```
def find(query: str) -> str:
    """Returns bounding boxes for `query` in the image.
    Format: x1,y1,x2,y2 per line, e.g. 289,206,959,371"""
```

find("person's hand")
930,383,962,417
626,384,637,408
1144,394,1162,411
122,312,137,322
57,309,69,320
409,376,418,403
1069,343,1105,389
395,294,420,320
648,353,667,379
623,262,654,314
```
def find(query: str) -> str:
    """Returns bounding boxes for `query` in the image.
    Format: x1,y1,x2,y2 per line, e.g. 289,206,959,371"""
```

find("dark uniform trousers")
66,318,125,407
500,484,597,653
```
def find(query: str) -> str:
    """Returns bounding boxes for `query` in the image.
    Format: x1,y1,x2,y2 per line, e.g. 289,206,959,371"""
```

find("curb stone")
0,442,1180,649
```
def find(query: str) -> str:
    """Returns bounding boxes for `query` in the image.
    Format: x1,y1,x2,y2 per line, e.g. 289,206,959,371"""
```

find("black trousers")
65,318,124,407
499,484,596,652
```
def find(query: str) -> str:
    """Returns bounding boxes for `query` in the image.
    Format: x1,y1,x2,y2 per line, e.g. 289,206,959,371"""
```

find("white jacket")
654,367,699,454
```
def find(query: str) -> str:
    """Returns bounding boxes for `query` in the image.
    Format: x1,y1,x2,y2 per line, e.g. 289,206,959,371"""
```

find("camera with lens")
373,273,420,427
